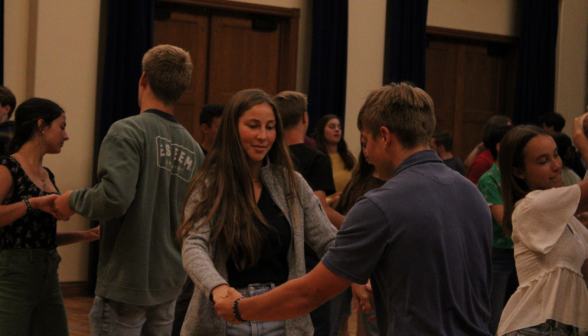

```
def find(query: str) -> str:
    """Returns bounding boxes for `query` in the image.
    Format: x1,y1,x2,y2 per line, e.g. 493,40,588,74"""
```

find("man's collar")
392,149,443,178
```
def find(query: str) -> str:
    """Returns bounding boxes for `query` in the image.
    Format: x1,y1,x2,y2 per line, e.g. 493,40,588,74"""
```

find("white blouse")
497,185,588,335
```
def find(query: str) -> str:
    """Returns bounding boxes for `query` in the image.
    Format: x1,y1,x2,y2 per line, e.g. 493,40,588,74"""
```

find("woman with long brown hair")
315,115,356,194
177,89,337,336
496,122,588,335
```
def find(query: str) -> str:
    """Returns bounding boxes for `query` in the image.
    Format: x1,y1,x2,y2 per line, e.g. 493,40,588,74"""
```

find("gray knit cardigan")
180,162,337,335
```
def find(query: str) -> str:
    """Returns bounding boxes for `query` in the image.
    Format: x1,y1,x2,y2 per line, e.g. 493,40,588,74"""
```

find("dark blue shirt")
322,150,492,336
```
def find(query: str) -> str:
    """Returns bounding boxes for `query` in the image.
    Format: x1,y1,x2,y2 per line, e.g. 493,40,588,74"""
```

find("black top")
143,109,179,123
227,187,291,288
0,156,59,249
289,143,336,195
198,143,208,157
443,157,465,176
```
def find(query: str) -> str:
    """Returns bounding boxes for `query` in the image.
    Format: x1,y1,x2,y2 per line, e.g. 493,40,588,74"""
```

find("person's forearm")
55,231,87,246
0,197,50,227
0,202,28,227
464,143,484,169
239,277,326,321
325,206,344,229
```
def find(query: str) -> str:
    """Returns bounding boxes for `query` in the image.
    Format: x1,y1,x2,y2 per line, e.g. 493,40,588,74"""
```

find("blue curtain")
384,0,428,88
97,0,154,142
0,0,4,85
513,0,558,125
307,0,348,135
90,0,154,288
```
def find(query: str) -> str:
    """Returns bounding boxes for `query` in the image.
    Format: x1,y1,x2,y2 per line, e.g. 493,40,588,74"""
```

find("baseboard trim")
60,281,93,298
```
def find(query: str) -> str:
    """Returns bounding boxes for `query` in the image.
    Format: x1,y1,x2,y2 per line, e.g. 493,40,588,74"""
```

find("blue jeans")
89,296,176,336
0,249,68,336
490,247,518,335
226,283,286,336
504,319,588,335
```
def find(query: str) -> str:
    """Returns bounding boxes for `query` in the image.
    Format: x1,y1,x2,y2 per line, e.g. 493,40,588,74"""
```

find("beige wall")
428,0,521,36
556,0,588,135
4,0,30,104
4,0,588,281
5,0,100,282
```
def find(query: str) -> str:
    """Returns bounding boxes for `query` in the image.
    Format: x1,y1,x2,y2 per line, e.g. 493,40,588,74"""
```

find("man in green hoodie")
54,45,204,335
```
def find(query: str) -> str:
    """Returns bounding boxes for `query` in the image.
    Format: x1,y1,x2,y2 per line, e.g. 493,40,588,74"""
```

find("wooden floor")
65,296,93,336
64,296,360,336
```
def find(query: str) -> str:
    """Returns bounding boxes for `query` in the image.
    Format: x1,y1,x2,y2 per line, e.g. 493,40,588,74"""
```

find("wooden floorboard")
64,296,93,336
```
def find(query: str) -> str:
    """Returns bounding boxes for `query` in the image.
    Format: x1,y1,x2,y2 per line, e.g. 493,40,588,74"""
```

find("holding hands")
53,190,75,221
352,281,375,317
28,194,60,217
213,286,244,324
22,190,75,221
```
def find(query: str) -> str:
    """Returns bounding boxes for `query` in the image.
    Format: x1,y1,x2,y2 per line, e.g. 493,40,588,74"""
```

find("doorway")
425,27,518,160
154,0,299,142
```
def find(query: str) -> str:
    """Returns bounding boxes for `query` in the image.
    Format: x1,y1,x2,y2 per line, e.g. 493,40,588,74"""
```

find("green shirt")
70,111,204,305
477,164,513,249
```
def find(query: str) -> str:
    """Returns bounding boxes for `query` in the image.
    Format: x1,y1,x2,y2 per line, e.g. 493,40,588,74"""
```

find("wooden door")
208,14,282,103
425,29,517,160
154,10,209,142
154,1,299,143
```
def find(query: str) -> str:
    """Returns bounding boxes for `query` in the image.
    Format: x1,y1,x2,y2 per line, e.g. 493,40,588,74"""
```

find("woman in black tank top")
0,98,99,335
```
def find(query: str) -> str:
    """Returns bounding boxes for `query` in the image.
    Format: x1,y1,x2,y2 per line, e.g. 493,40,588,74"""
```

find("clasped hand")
52,190,75,221
213,286,244,324
30,190,75,221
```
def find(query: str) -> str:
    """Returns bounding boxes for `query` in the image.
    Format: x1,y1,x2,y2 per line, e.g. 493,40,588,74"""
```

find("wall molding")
60,281,93,298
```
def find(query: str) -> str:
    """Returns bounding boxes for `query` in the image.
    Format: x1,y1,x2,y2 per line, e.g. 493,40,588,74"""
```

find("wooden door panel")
154,11,209,142
425,40,457,135
208,14,281,104
426,32,516,161
459,45,505,159
463,45,501,112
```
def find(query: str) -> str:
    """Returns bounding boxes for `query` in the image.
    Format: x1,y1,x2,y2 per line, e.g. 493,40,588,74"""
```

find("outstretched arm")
464,142,485,170
56,226,100,246
215,262,351,322
314,190,345,229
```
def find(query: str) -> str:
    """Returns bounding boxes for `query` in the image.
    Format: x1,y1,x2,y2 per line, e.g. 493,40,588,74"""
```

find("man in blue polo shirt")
215,82,493,336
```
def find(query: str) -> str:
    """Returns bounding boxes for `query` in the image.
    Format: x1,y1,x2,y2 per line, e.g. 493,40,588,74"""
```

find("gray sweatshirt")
70,111,204,306
180,162,337,336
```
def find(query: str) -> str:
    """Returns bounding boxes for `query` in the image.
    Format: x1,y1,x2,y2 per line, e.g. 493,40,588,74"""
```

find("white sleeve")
513,185,581,254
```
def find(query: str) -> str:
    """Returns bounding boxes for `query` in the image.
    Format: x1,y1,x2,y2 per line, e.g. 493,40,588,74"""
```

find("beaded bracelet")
232,297,246,323
22,198,33,214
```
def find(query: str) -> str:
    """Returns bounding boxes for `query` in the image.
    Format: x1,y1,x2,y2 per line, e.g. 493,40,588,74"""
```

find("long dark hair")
335,150,380,215
8,98,64,154
315,114,356,170
499,125,549,234
178,89,298,271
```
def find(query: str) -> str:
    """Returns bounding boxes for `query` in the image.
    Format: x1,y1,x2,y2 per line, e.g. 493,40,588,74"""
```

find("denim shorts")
226,282,286,336
505,320,588,336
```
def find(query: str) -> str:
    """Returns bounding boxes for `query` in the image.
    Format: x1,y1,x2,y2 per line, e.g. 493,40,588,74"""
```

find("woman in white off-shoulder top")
496,122,588,336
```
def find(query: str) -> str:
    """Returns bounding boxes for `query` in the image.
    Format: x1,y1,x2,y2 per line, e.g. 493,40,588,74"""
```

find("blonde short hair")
142,45,193,106
274,91,307,130
358,82,435,149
